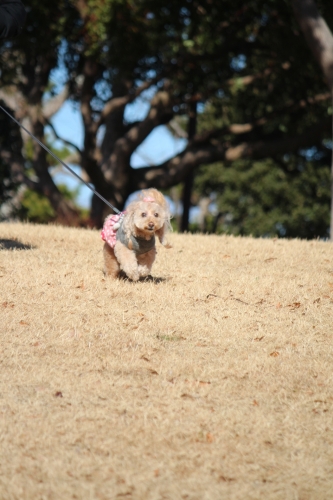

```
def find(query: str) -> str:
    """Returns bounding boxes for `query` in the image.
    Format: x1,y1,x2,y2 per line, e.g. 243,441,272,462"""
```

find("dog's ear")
156,224,172,248
122,208,136,239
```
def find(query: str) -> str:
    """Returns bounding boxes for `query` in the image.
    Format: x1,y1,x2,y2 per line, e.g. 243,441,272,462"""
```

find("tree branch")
0,149,41,191
42,85,70,120
191,91,331,146
292,0,333,88
115,90,173,161
97,79,158,128
46,118,82,155
131,117,331,190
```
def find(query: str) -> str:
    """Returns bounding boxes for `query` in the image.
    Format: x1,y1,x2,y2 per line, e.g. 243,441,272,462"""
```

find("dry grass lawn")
0,222,333,500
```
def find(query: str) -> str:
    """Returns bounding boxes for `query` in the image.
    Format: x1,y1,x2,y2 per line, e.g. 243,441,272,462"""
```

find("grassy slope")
0,222,333,500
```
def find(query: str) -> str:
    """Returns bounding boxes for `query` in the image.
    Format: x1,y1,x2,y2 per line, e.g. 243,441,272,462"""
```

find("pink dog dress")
101,196,158,254
100,212,126,249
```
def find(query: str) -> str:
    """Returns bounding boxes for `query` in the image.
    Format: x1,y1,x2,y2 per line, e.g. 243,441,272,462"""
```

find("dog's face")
132,201,166,236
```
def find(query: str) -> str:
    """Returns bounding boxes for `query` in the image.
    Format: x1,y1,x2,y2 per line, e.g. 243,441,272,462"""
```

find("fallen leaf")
252,400,259,406
270,351,280,357
254,336,265,341
181,393,195,399
54,391,63,398
288,302,301,309
206,432,214,443
19,320,29,326
2,302,14,308
219,476,235,482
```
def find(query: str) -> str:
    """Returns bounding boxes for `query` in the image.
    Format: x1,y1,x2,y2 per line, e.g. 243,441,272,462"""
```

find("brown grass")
0,222,333,500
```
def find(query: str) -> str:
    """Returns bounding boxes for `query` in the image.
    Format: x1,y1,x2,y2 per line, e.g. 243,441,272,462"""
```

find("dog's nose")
148,221,154,229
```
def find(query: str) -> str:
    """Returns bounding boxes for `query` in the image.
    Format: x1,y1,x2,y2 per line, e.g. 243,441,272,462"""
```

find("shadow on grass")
118,271,170,284
0,239,35,251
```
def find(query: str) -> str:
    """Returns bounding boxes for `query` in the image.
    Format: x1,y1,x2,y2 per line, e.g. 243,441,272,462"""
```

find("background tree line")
0,0,332,239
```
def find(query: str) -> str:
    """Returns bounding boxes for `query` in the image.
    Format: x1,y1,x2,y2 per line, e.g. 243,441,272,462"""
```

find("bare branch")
0,87,25,115
227,68,273,87
131,117,331,190
192,91,331,145
116,90,173,160
98,79,158,127
46,118,82,155
167,118,188,139
42,85,70,120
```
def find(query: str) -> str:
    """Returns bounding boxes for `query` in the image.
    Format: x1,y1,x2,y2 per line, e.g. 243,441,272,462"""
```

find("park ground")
0,222,333,500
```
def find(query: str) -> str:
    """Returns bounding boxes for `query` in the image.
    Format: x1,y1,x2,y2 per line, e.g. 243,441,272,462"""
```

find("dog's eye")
154,213,159,217
141,212,147,217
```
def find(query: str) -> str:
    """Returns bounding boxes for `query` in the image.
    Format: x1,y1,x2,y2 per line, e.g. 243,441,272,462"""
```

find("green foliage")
194,157,331,239
16,184,83,224
1,0,333,235
17,189,56,223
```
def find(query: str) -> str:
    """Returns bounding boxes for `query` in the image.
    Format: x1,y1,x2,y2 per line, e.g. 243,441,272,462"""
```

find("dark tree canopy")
0,0,332,237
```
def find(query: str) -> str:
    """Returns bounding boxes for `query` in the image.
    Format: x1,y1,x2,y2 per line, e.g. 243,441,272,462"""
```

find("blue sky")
50,97,187,210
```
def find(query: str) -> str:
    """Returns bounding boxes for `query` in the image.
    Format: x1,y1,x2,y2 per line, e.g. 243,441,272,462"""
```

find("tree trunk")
180,100,197,232
198,197,211,233
292,0,333,240
331,93,333,240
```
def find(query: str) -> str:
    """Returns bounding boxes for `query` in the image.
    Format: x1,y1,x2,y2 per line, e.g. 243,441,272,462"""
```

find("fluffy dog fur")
103,189,172,281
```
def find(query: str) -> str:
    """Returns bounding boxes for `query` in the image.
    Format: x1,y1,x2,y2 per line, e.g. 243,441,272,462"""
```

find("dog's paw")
125,270,140,281
138,265,150,278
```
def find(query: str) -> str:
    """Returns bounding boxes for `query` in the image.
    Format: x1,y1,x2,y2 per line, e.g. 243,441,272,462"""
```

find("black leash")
0,105,121,214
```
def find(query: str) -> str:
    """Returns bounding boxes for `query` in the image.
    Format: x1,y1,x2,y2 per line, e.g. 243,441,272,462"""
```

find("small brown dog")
101,189,172,281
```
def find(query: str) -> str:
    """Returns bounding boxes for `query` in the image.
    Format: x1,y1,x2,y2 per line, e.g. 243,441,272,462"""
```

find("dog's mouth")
144,224,155,232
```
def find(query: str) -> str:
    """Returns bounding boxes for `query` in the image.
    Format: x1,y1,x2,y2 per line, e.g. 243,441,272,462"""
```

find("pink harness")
100,212,126,249
100,197,156,249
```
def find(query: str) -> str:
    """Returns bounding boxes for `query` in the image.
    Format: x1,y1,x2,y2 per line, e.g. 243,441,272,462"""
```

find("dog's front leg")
114,241,140,281
137,248,156,277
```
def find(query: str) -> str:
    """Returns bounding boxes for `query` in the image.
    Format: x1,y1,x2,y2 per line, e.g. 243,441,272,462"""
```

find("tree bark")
181,100,197,232
292,0,333,240
331,92,333,240
131,117,331,188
